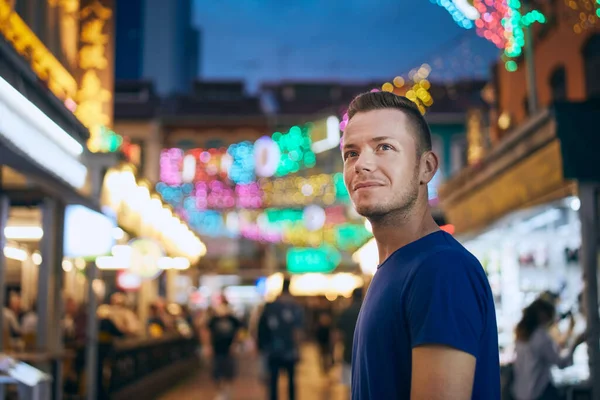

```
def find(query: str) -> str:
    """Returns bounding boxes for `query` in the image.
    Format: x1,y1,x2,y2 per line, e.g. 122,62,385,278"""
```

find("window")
549,66,567,102
583,34,600,99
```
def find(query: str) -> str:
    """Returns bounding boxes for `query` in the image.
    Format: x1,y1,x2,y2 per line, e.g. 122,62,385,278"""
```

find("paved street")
159,344,348,400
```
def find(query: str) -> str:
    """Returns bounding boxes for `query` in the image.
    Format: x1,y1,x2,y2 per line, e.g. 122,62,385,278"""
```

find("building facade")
439,17,600,396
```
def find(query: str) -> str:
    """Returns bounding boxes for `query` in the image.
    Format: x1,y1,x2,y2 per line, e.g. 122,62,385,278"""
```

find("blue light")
227,141,256,184
431,0,474,29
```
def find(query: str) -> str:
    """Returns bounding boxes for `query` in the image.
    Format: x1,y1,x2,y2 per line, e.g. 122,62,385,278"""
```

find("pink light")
160,149,183,185
241,225,282,243
236,182,263,209
200,151,211,163
339,120,348,132
64,98,77,112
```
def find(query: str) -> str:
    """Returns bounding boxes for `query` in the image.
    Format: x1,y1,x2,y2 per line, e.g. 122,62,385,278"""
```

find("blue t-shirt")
351,231,500,399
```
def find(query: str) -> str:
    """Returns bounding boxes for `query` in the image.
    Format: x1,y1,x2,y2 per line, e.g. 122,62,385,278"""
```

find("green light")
272,124,315,177
265,209,303,224
286,245,341,274
333,173,349,202
597,8,600,17
505,60,518,72
98,125,123,152
335,223,372,250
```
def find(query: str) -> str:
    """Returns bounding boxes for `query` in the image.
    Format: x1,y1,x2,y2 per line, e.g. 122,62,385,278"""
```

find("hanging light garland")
432,0,547,71
563,0,599,33
339,63,435,133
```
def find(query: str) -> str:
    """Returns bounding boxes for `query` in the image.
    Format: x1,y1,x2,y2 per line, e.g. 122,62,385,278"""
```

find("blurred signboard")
286,245,341,274
76,0,119,153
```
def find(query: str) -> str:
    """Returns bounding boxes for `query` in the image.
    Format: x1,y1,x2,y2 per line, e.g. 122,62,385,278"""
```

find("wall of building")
495,6,600,133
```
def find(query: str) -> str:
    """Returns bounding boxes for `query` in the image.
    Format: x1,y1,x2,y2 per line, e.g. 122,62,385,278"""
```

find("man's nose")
354,151,376,173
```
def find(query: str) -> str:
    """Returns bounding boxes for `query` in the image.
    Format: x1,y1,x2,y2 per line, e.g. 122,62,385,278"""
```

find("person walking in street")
342,91,501,399
204,301,242,400
258,277,304,400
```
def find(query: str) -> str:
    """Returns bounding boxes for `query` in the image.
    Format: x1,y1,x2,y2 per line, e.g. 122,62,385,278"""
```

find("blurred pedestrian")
315,307,334,374
511,298,586,400
204,301,242,400
258,277,304,400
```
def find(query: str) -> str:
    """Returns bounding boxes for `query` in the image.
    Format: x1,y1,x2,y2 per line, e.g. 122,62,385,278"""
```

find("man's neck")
372,205,439,264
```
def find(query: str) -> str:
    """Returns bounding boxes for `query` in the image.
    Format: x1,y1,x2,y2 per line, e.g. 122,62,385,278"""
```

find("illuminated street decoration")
429,0,479,28
254,136,281,178
339,64,435,130
102,166,206,262
261,173,347,208
431,0,546,71
228,141,255,184
0,0,78,101
272,125,316,176
310,116,342,154
286,245,342,274
383,64,434,114
76,0,121,152
160,123,315,188
563,0,600,33
157,172,349,212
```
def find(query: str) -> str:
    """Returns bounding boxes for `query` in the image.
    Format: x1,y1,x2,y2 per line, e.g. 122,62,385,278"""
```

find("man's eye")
378,144,393,151
344,151,358,160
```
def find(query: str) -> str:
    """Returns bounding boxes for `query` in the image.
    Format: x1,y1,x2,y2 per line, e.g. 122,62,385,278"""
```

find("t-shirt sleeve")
406,250,487,358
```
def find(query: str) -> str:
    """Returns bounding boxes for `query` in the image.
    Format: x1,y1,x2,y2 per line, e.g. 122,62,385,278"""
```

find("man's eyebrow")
342,136,400,150
371,136,398,142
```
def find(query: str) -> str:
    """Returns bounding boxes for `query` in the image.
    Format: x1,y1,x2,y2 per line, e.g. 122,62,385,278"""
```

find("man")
258,278,304,400
342,91,500,399
334,287,363,398
205,301,242,400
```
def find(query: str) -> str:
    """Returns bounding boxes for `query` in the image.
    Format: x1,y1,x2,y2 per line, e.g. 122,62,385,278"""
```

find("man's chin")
354,204,389,219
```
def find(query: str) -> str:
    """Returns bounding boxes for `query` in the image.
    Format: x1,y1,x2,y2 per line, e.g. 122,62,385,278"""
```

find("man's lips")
353,182,384,191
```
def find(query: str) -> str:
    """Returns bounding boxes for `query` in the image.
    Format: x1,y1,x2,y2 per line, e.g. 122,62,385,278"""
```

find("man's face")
342,109,423,219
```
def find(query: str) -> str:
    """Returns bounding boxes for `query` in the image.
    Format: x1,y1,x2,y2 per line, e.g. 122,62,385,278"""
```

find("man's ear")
419,151,439,185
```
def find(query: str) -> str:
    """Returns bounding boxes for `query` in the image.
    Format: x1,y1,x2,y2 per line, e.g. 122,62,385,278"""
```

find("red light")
440,224,455,235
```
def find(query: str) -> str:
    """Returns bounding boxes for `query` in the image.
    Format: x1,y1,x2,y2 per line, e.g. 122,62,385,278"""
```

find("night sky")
194,0,501,91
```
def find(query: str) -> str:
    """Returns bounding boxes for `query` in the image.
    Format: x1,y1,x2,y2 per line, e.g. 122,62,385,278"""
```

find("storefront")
0,34,112,397
439,101,600,393
99,163,207,325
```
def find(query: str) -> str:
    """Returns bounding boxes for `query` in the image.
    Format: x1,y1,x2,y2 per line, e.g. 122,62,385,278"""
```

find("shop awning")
0,142,101,212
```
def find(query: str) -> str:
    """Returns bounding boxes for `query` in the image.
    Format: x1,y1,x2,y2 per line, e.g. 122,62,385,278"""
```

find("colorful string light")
429,0,478,28
432,0,547,71
164,205,370,250
564,0,600,33
339,63,434,131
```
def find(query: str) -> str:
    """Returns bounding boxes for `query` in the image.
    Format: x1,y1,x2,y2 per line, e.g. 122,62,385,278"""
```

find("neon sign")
286,245,342,274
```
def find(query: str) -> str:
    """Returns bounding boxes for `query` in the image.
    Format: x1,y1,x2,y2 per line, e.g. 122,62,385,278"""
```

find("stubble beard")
354,169,420,227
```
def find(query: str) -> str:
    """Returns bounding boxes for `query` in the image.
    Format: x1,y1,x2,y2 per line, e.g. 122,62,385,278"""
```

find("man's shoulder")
418,243,484,276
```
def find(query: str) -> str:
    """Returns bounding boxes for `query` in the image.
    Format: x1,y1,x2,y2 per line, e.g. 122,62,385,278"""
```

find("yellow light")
381,82,394,92
498,112,511,130
393,76,405,87
0,1,78,101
